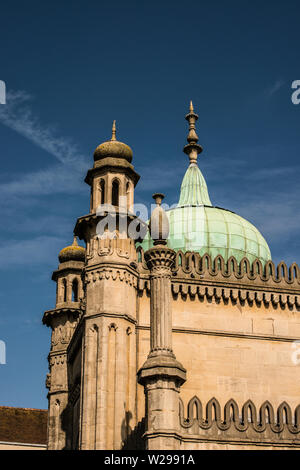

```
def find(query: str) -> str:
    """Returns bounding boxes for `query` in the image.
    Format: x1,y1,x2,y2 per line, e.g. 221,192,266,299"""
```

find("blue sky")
0,0,299,409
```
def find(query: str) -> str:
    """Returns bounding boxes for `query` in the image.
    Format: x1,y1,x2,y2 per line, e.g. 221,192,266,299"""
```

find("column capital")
144,246,176,273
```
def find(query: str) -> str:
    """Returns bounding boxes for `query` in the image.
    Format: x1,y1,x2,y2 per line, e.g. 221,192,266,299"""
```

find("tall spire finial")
183,101,203,165
111,120,117,141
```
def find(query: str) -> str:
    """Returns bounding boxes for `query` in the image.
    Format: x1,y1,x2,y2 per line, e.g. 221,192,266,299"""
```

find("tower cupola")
76,121,141,240
58,236,85,263
93,120,133,163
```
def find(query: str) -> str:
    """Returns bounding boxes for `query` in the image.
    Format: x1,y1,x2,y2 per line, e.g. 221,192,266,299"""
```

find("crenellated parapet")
136,247,300,307
137,247,300,284
179,396,300,447
172,251,300,284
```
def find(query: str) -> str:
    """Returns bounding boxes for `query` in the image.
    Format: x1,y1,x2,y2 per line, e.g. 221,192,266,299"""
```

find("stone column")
138,194,186,450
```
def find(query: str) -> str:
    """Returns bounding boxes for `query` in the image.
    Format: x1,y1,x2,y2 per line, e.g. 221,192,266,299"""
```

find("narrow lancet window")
100,179,105,205
112,180,119,207
63,278,67,302
72,279,78,302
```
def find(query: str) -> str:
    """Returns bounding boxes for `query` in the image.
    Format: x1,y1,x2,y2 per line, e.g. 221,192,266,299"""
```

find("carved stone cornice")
85,267,138,287
171,283,300,308
74,211,145,242
84,157,140,186
43,306,82,327
52,262,84,281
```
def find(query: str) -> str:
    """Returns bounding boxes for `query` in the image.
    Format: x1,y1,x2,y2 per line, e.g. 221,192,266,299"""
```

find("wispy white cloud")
0,90,86,166
0,90,89,197
0,90,89,270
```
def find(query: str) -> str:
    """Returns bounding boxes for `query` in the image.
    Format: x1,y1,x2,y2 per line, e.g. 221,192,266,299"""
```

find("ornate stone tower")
74,122,141,450
43,237,85,450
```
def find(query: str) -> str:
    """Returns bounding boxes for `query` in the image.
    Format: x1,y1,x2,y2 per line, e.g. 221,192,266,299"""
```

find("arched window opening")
126,181,131,208
112,180,119,206
100,179,105,205
72,279,78,302
63,278,67,302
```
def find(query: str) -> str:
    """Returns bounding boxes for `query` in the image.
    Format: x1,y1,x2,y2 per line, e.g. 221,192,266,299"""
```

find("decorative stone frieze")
179,396,300,446
85,267,138,287
136,248,300,308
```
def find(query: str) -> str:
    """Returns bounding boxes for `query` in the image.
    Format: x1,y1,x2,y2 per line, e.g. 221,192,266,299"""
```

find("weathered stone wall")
136,288,300,432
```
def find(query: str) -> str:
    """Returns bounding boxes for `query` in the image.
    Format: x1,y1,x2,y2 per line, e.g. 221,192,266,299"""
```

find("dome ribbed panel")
178,164,212,207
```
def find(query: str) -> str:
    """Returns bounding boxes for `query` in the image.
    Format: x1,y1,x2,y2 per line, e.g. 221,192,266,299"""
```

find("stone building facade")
43,104,300,450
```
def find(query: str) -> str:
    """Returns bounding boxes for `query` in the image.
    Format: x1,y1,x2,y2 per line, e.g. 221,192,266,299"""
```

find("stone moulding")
171,284,300,308
42,306,82,326
85,267,138,287
179,396,300,444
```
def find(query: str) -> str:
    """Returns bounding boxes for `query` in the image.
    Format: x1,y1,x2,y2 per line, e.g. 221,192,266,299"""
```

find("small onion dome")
58,236,85,263
149,193,169,245
94,120,133,163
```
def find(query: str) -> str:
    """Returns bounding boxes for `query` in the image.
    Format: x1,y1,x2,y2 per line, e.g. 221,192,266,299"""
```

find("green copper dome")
140,102,271,265
141,164,271,265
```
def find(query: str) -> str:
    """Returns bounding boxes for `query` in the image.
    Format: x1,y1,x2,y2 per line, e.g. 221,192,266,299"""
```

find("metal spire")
111,120,117,141
183,101,203,165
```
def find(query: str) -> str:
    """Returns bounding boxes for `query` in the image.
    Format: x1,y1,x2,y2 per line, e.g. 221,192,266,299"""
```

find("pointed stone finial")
72,235,78,246
183,101,203,164
149,193,169,245
111,120,117,141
